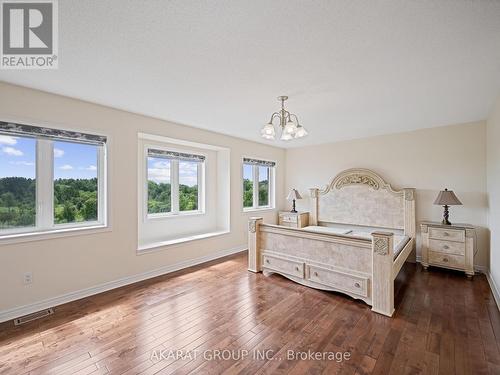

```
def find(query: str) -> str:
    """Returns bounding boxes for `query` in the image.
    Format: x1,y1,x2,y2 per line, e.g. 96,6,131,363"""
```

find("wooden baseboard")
0,245,247,323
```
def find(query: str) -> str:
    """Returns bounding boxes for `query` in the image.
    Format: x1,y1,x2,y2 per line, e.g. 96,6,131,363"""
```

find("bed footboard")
248,218,413,317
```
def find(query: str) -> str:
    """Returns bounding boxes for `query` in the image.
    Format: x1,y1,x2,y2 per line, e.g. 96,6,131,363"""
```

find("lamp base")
290,199,297,213
442,205,451,225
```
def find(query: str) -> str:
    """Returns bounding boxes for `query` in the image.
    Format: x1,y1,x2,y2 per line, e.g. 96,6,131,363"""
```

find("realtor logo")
1,0,58,69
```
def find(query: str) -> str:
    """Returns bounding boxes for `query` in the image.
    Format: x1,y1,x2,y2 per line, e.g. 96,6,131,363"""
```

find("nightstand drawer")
263,254,305,279
280,215,298,223
429,251,465,269
429,227,465,243
429,239,465,256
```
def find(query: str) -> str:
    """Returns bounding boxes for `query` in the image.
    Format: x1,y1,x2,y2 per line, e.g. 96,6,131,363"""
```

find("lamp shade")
433,188,462,206
286,189,302,201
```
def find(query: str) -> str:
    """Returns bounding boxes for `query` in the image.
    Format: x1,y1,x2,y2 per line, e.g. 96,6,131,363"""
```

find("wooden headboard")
309,168,416,236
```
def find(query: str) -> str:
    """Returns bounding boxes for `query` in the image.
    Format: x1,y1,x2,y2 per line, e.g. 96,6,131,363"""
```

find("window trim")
143,144,205,221
0,224,111,246
242,158,275,212
0,120,108,239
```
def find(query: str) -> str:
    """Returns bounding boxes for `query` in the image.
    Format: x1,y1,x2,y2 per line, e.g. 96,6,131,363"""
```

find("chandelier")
261,96,308,141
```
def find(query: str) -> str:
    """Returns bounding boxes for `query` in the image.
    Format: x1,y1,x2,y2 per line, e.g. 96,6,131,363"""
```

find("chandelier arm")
290,113,301,126
268,112,281,124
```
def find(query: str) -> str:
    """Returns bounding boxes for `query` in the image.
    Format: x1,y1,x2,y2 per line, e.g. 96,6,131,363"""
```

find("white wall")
286,122,489,269
0,82,286,313
487,95,500,294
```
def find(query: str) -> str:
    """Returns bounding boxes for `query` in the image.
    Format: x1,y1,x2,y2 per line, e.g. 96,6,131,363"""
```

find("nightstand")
420,221,475,278
278,212,309,228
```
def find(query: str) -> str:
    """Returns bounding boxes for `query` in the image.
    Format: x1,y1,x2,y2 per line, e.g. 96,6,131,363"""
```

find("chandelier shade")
260,122,276,139
295,125,308,138
280,132,293,141
283,120,297,135
260,96,308,142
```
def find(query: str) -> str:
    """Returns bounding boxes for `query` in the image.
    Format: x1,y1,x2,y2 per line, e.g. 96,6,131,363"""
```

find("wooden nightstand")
278,212,309,228
420,221,475,278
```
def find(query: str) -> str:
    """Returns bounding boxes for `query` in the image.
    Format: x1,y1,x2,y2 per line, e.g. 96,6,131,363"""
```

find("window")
258,166,270,207
146,148,204,217
54,141,99,224
242,158,275,210
147,157,171,214
179,161,199,211
243,164,253,208
0,136,36,231
0,121,107,237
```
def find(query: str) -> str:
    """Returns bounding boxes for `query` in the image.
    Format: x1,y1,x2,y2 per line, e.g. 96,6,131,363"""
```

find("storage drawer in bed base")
306,264,369,298
262,254,305,279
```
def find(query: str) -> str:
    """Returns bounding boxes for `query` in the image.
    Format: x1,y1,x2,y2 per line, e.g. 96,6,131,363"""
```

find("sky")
147,157,198,186
243,164,269,182
0,135,98,179
243,164,252,181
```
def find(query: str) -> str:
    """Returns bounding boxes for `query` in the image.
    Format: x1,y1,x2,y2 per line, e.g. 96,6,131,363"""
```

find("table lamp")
286,189,302,213
433,188,462,225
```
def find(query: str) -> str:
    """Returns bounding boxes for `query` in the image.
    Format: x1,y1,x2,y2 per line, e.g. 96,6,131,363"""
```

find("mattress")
302,226,410,258
302,225,352,235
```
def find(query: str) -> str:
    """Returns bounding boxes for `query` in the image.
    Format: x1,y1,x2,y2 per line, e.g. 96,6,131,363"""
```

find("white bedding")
302,226,410,258
302,225,352,235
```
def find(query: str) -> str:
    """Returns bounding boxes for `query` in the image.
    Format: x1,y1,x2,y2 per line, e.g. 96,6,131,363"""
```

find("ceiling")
1,0,500,148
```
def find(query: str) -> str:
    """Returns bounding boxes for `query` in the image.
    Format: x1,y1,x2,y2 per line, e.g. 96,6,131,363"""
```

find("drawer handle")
295,266,300,271
443,232,449,236
265,259,270,264
443,245,449,250
443,257,449,262
314,271,319,277
354,282,361,288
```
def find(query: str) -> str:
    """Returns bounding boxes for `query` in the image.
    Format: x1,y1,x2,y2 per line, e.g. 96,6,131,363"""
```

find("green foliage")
148,181,171,213
61,202,76,223
179,184,198,211
53,178,98,224
243,178,269,208
259,180,269,206
82,197,97,221
0,177,36,229
243,178,253,208
147,181,198,213
0,177,98,230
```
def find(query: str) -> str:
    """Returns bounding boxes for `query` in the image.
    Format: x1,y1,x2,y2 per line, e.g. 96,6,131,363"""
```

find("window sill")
146,210,206,221
242,207,277,214
137,230,230,254
0,224,111,246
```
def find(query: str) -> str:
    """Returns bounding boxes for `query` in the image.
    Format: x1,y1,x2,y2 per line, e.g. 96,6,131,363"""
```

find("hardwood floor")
0,252,499,375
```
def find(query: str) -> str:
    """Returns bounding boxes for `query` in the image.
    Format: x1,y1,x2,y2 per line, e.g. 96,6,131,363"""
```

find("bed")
248,168,416,317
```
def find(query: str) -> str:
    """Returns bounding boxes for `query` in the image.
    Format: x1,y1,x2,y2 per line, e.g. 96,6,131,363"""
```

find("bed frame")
248,168,416,317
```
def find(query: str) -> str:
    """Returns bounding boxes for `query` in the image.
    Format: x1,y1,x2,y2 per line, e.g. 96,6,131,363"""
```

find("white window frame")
0,135,107,237
242,160,275,212
144,145,205,220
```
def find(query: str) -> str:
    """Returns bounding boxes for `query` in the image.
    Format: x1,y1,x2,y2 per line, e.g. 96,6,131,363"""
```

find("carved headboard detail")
309,168,416,236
